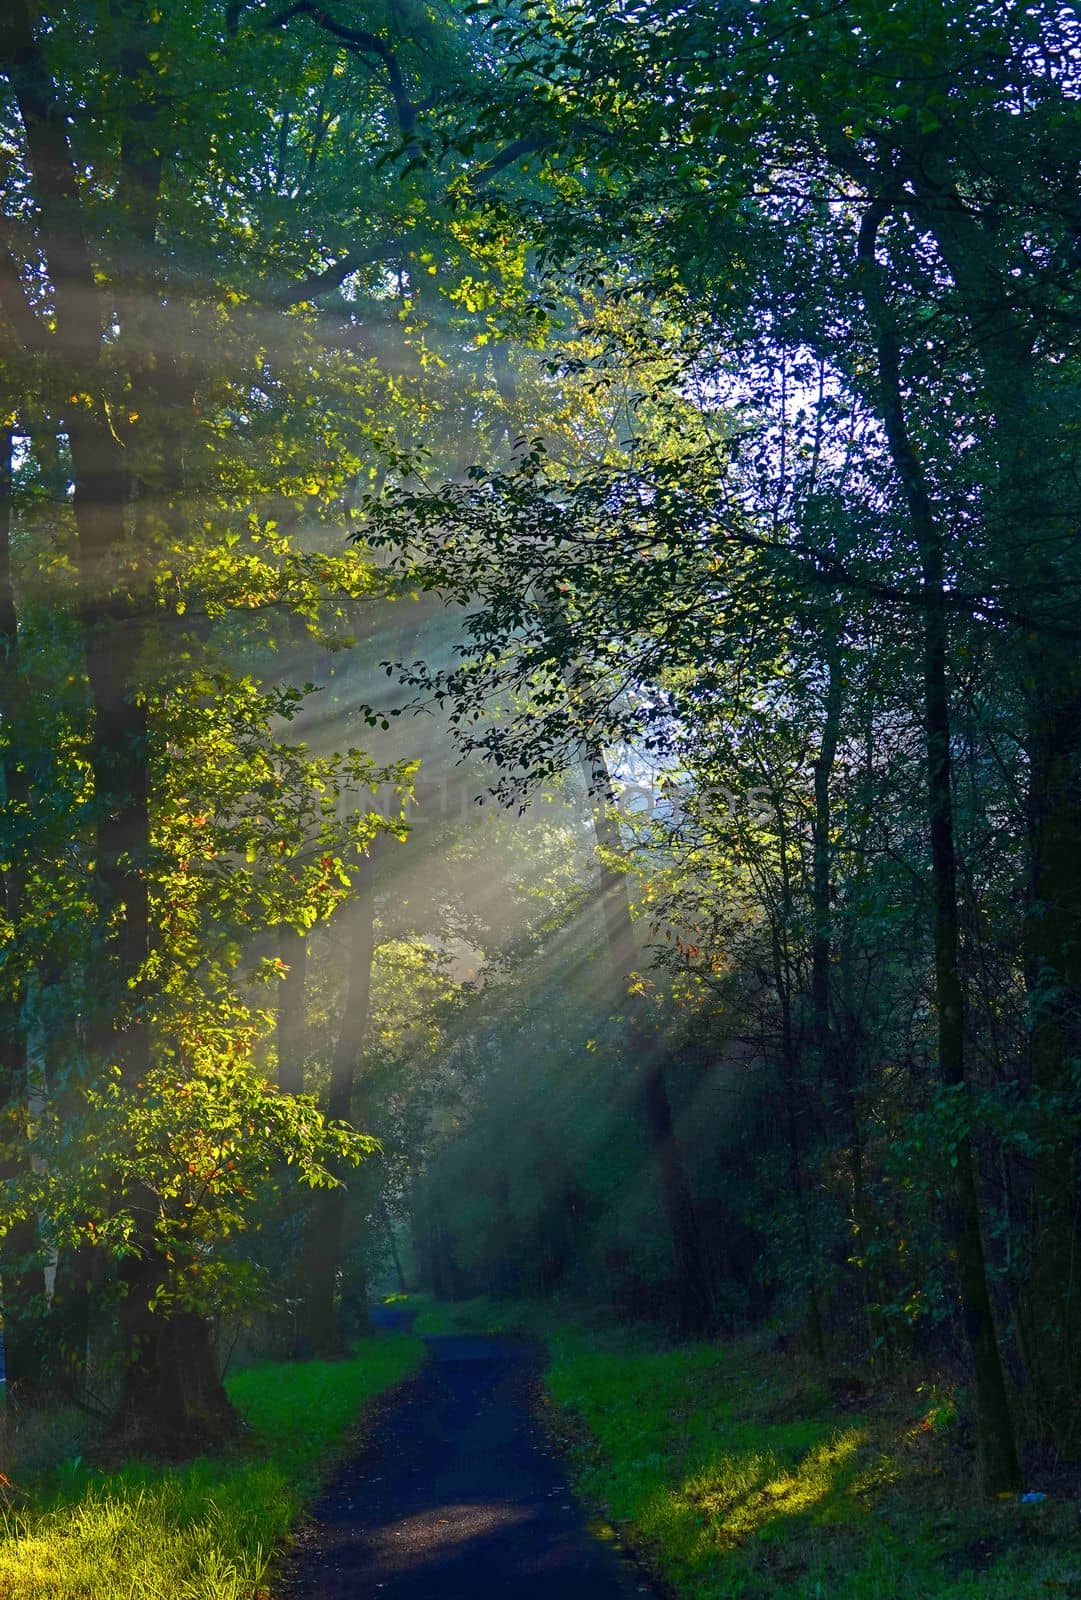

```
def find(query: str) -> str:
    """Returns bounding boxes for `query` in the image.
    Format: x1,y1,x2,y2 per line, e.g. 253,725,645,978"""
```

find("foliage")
541,1327,1073,1600
1,0,1080,1492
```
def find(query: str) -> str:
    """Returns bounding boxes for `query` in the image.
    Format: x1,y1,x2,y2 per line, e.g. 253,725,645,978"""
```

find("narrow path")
281,1306,654,1598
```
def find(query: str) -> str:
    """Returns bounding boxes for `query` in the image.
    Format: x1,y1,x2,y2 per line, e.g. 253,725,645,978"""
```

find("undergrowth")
0,1331,423,1600
414,1296,1080,1600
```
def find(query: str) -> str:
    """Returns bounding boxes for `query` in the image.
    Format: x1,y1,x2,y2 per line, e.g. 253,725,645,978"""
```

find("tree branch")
0,239,51,354
270,2,419,140
470,136,550,188
276,238,406,305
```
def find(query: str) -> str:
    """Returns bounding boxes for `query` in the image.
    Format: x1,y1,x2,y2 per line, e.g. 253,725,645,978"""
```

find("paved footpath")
281,1307,655,1599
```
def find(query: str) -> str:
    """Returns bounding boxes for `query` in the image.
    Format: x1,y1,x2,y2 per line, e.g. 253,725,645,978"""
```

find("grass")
0,1330,424,1600
412,1297,1081,1600
19,1293,1067,1600
411,1292,518,1336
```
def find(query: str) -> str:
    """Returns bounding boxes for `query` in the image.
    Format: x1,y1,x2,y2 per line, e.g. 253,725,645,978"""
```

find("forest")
0,1,1079,1597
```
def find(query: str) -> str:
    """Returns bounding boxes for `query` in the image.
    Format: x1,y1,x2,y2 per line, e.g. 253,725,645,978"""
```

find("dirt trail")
281,1306,654,1598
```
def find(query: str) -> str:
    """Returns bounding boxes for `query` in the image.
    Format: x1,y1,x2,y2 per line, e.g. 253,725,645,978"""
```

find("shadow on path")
280,1307,654,1598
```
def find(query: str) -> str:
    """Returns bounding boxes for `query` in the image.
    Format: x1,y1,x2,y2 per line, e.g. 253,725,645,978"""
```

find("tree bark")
909,162,1081,1443
0,422,47,1396
810,643,885,1357
772,793,825,1357
6,1,234,1448
276,926,308,1097
381,1194,408,1296
1022,684,1081,1441
858,189,1020,1494
110,1302,239,1453
810,644,843,1083
589,753,712,1336
300,857,375,1355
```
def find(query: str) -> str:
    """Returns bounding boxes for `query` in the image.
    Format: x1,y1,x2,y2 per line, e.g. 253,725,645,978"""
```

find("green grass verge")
411,1293,515,1336
544,1331,1078,1600
0,1331,424,1600
409,1297,1079,1600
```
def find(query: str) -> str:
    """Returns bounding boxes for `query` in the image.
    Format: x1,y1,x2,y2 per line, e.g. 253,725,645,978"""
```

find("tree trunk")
276,926,308,1096
0,422,47,1397
502,357,710,1330
1022,688,1081,1442
422,1191,460,1301
772,797,825,1357
912,158,1081,1448
110,1296,239,1454
922,555,1019,1492
810,644,842,1083
300,859,375,1355
859,189,1020,1494
7,2,234,1448
589,754,712,1336
810,644,885,1358
381,1194,408,1296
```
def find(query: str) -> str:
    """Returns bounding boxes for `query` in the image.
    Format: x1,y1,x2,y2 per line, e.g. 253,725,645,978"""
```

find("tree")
396,0,1081,1484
